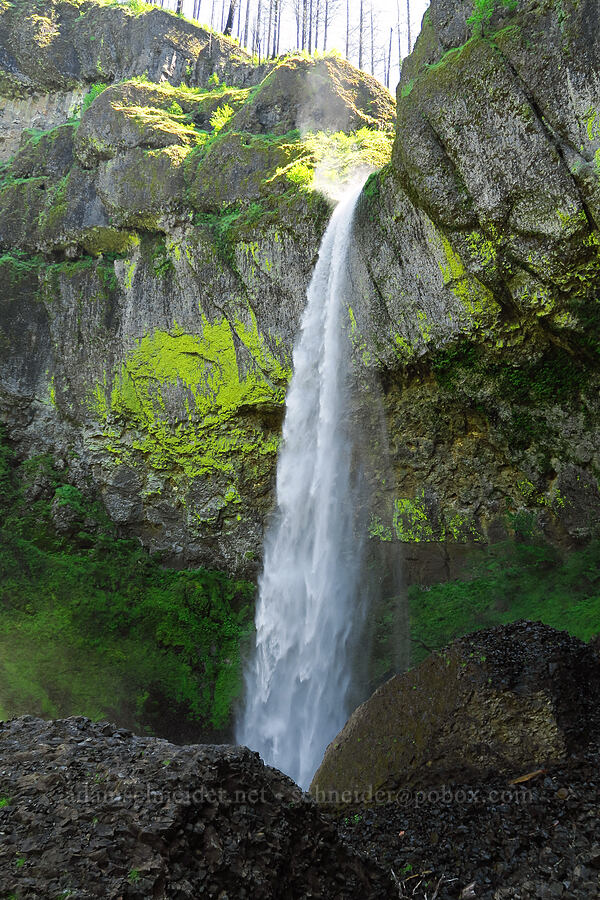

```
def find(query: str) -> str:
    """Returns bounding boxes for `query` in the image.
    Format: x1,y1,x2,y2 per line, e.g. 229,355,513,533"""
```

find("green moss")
0,250,43,284
409,539,600,666
81,82,108,115
466,0,517,38
0,427,254,739
111,101,205,146
390,492,481,543
91,317,289,479
434,230,501,325
82,226,139,256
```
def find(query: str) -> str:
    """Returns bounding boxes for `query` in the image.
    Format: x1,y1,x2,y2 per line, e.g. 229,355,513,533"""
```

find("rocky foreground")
335,741,600,899
0,623,599,899
317,622,600,899
0,716,391,899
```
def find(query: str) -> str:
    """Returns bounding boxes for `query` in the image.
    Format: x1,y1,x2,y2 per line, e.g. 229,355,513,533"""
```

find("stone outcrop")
350,0,600,564
0,716,392,898
310,622,600,800
0,0,394,577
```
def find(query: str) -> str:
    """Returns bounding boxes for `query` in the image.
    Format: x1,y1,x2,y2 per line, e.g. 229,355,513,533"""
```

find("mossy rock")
75,82,206,168
310,622,600,802
231,55,395,136
10,122,76,179
185,130,306,210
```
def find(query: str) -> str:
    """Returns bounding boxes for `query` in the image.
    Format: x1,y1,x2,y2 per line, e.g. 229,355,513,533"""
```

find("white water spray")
237,179,368,790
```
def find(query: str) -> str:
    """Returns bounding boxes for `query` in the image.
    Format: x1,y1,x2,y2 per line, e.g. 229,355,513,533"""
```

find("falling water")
237,179,369,790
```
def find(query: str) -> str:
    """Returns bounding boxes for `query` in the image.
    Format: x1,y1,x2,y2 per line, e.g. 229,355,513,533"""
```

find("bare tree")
243,0,250,46
358,0,363,69
386,25,392,85
396,0,402,79
345,0,350,58
235,0,242,38
266,0,273,56
276,0,282,53
224,0,238,35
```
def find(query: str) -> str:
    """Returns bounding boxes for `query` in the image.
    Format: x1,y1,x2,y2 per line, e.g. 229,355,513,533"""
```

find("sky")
163,0,431,88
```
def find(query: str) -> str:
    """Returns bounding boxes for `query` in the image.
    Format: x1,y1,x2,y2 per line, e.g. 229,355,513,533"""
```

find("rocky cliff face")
0,0,394,577
350,0,600,578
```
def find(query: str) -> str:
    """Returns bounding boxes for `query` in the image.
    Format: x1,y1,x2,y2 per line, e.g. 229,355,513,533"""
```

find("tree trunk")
323,0,328,49
224,0,237,35
243,0,250,48
276,0,282,53
273,0,280,56
235,0,242,39
314,0,320,53
396,0,402,79
406,0,411,54
266,0,273,57
387,25,392,86
302,0,308,49
308,0,313,54
345,0,349,58
358,0,363,70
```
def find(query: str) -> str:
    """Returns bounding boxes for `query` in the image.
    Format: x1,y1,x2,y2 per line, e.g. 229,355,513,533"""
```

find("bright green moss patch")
92,317,289,478
0,428,254,740
391,493,482,543
409,539,600,666
111,101,204,146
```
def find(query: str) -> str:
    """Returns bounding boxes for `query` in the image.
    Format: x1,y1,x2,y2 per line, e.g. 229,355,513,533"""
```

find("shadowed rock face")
310,622,600,801
0,716,392,898
350,0,600,566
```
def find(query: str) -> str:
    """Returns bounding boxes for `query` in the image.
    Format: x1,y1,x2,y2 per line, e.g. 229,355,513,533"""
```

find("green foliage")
409,539,600,666
303,127,394,188
467,0,517,37
430,337,591,450
151,239,174,277
167,100,184,117
208,73,220,88
0,797,10,808
81,83,108,115
210,103,235,133
285,161,313,187
0,427,255,739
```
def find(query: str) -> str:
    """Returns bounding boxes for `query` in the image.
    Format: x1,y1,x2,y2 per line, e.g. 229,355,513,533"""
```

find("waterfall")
237,179,368,790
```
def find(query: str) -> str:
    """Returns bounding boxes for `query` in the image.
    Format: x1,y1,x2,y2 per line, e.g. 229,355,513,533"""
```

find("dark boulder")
0,716,392,898
310,622,600,802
